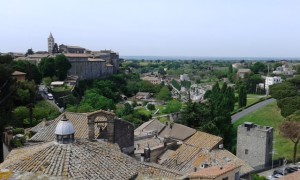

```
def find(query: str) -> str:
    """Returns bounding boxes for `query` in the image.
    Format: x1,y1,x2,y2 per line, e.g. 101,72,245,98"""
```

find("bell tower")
48,32,55,53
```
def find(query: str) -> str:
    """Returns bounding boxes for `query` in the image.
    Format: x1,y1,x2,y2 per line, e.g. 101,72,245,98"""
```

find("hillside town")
1,32,300,180
2,1,300,180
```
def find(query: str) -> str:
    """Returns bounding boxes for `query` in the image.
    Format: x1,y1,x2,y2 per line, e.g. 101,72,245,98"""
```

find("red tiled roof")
188,164,240,179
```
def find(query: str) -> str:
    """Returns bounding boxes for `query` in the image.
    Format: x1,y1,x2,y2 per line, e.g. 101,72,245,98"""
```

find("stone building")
59,44,86,54
236,122,273,170
12,33,120,80
47,33,55,53
1,110,185,179
134,119,254,179
12,71,26,82
237,69,252,79
141,76,162,84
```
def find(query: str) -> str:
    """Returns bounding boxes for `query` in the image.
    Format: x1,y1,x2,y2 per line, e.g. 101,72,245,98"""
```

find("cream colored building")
141,76,162,84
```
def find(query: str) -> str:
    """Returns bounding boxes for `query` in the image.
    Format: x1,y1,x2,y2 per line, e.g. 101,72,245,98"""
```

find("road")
38,85,62,112
231,98,276,123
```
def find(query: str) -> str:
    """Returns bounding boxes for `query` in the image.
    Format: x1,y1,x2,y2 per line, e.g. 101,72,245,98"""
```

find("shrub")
147,104,156,111
12,128,24,135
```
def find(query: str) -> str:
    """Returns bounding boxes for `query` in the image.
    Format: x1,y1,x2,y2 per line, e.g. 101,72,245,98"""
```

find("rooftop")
12,71,26,76
160,131,222,173
30,111,116,142
159,122,197,141
237,68,251,73
187,164,240,179
134,119,165,137
0,139,139,179
64,53,91,58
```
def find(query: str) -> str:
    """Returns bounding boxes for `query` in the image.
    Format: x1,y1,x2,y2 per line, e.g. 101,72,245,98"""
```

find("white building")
265,76,282,91
180,74,190,81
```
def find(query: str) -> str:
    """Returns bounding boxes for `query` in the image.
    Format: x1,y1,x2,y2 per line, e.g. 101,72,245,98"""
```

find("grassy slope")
234,94,264,111
233,101,298,161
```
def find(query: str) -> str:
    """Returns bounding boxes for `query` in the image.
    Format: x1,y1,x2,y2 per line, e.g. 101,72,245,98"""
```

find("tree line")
270,76,300,163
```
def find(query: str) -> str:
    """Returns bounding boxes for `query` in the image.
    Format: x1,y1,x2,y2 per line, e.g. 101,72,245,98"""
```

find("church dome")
55,114,75,144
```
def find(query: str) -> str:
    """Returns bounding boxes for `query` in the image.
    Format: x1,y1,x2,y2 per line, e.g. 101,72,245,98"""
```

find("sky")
0,0,300,57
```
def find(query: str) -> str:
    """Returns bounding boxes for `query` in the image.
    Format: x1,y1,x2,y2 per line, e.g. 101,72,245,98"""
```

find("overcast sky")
0,0,299,57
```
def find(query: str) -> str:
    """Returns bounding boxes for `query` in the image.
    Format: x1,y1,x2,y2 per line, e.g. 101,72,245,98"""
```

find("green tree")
52,43,59,54
246,74,263,93
54,54,71,80
279,110,300,163
171,79,181,90
278,96,300,117
158,66,166,75
250,62,267,74
93,80,120,102
147,104,155,111
38,57,56,77
296,64,300,74
181,80,191,89
122,103,133,116
80,91,116,111
238,85,247,108
163,100,181,113
13,60,42,84
12,106,29,127
0,55,17,162
156,86,171,102
269,82,298,100
25,48,34,56
14,80,36,106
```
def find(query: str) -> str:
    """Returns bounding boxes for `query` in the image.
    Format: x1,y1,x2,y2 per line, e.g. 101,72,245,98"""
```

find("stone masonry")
236,122,273,170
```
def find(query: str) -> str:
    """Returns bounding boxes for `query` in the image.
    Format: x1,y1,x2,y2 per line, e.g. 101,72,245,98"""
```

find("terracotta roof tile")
1,140,138,180
30,111,116,142
134,119,165,137
160,131,222,173
188,164,240,179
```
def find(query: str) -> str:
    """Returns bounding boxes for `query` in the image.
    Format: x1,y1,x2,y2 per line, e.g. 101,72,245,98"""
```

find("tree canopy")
278,96,300,117
156,86,172,101
13,60,42,84
38,54,71,80
250,62,267,74
181,82,235,149
54,54,71,80
25,48,34,56
279,110,300,163
269,82,298,100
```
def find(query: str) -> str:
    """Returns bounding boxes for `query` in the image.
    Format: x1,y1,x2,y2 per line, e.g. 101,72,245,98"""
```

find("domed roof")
55,114,75,135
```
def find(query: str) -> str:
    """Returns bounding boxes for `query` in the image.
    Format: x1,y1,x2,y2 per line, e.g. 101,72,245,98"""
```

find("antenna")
267,64,270,76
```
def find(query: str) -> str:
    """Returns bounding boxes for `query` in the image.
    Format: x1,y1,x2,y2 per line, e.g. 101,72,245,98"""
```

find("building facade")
265,76,282,90
47,33,55,53
236,122,273,170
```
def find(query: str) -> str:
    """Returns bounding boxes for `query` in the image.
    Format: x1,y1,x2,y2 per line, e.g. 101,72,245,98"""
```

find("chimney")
88,117,95,140
41,118,46,127
107,118,115,143
144,147,151,162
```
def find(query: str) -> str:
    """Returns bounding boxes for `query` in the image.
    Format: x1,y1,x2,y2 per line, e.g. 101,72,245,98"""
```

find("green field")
234,94,265,111
233,101,298,161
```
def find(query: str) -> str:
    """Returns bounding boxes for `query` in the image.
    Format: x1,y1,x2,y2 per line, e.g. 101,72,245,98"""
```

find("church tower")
48,32,55,53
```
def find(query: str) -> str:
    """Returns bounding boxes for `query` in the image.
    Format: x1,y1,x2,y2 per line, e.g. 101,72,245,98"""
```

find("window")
222,177,228,180
245,149,248,154
235,172,240,180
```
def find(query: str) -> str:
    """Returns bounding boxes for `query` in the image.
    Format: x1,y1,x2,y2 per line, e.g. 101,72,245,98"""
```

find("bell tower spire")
48,32,55,53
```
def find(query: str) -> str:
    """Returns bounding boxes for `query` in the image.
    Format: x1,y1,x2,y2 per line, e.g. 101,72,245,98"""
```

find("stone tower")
48,32,55,53
236,122,273,170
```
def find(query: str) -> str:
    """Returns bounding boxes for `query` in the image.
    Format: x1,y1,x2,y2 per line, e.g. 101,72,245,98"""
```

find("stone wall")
108,118,135,154
236,123,273,170
69,61,108,80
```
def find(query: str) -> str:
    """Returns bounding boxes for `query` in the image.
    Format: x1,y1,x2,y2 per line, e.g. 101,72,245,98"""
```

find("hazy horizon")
1,0,300,57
